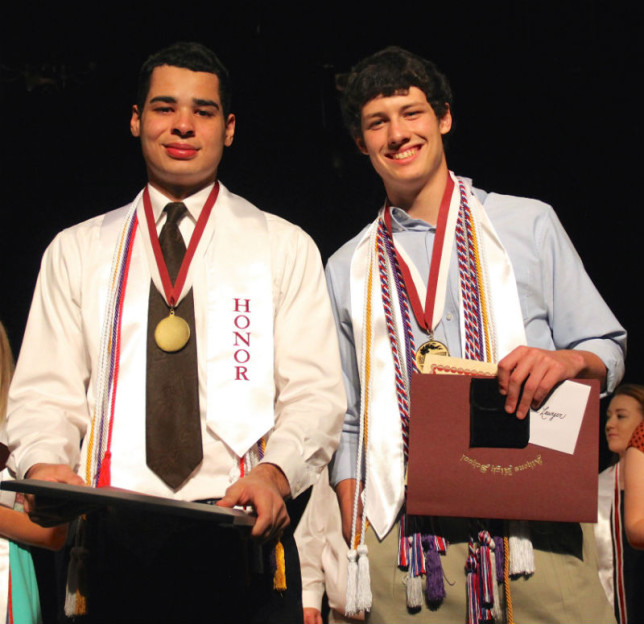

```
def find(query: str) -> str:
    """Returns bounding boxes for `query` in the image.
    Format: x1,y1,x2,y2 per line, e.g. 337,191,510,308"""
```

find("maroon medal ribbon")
384,175,455,334
143,182,220,307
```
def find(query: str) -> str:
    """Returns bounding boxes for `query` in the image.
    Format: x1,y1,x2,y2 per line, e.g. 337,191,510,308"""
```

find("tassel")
397,515,409,568
494,535,505,583
345,548,359,616
478,531,496,623
503,536,515,624
508,521,534,576
405,531,425,609
96,451,112,488
422,535,446,604
412,533,426,575
64,518,89,616
489,539,502,621
406,573,423,609
465,538,480,624
356,543,372,612
478,531,494,607
272,539,286,591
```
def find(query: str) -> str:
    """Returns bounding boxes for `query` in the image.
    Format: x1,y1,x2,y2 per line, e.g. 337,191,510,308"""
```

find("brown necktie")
146,202,203,489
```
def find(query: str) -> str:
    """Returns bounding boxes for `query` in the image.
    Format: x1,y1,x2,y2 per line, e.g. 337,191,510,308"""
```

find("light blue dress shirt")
326,185,627,485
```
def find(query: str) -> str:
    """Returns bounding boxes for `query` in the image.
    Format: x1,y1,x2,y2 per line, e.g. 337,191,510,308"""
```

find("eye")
367,118,384,130
195,109,214,117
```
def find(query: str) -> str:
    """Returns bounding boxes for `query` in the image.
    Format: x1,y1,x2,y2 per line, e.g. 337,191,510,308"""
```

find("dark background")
1,3,641,619
2,3,641,442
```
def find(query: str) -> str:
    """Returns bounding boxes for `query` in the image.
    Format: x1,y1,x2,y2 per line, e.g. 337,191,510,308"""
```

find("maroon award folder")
406,374,599,522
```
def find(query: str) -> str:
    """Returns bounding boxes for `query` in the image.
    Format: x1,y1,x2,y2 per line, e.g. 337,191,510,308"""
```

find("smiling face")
605,394,644,457
130,65,235,200
356,86,452,211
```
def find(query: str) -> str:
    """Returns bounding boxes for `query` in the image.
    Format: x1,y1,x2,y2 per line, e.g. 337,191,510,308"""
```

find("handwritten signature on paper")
536,404,565,422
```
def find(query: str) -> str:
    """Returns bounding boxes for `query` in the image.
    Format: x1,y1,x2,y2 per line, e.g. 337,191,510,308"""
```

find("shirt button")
446,313,453,321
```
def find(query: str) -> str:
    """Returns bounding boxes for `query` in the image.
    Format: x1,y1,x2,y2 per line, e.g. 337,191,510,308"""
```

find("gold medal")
144,184,219,354
415,339,449,369
154,310,191,352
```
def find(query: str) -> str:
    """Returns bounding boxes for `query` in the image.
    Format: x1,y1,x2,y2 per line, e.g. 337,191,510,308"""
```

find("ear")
224,113,236,147
355,135,369,155
439,106,453,135
130,105,141,138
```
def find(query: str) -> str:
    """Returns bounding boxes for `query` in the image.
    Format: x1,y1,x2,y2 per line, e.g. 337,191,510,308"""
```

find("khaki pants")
364,519,616,624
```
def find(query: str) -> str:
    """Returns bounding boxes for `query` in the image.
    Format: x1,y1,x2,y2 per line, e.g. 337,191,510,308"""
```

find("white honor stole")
595,466,616,608
88,184,275,485
349,173,527,539
202,185,275,458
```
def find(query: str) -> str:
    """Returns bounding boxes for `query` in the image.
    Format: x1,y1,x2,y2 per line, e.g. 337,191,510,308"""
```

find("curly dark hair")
136,41,232,118
338,46,453,139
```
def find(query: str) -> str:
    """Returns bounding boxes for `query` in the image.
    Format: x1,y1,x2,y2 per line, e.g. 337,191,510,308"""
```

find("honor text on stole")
233,298,252,380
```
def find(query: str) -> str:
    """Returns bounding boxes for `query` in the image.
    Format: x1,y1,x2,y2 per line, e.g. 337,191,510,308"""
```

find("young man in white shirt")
7,41,345,623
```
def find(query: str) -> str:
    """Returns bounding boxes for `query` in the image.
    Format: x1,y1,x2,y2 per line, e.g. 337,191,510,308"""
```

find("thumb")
215,494,235,508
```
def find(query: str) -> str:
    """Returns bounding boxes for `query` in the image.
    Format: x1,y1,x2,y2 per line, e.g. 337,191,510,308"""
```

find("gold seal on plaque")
415,339,449,369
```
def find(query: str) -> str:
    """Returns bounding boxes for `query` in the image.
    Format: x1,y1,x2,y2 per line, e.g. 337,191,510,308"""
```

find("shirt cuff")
574,338,625,396
261,445,315,499
17,450,77,480
329,430,358,487
302,586,325,611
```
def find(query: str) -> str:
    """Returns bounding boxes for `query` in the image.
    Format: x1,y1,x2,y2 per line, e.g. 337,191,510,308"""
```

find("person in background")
294,467,364,624
595,384,644,623
0,321,67,623
624,416,644,550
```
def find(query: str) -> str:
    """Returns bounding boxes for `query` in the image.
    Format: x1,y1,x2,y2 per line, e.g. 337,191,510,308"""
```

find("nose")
171,108,195,138
387,117,410,148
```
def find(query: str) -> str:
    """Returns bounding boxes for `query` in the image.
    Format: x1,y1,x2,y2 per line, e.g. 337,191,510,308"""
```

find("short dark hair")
338,46,453,139
136,41,232,117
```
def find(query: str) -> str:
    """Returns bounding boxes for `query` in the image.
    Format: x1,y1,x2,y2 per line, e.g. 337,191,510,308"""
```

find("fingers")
26,463,85,486
22,463,86,522
498,346,571,419
250,494,290,541
24,494,35,515
215,491,236,509
27,497,98,527
216,474,290,542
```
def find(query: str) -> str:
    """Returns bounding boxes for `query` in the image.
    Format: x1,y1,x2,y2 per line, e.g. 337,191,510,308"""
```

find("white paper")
529,380,591,454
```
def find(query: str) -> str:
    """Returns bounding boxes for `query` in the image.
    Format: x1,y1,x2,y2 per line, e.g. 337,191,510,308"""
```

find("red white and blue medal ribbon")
383,175,456,363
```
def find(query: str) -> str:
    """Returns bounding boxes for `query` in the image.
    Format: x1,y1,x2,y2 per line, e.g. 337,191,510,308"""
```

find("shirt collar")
387,175,480,233
147,183,216,224
389,205,436,233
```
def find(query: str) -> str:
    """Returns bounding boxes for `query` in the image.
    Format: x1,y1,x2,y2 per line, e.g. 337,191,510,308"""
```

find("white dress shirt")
7,182,346,501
